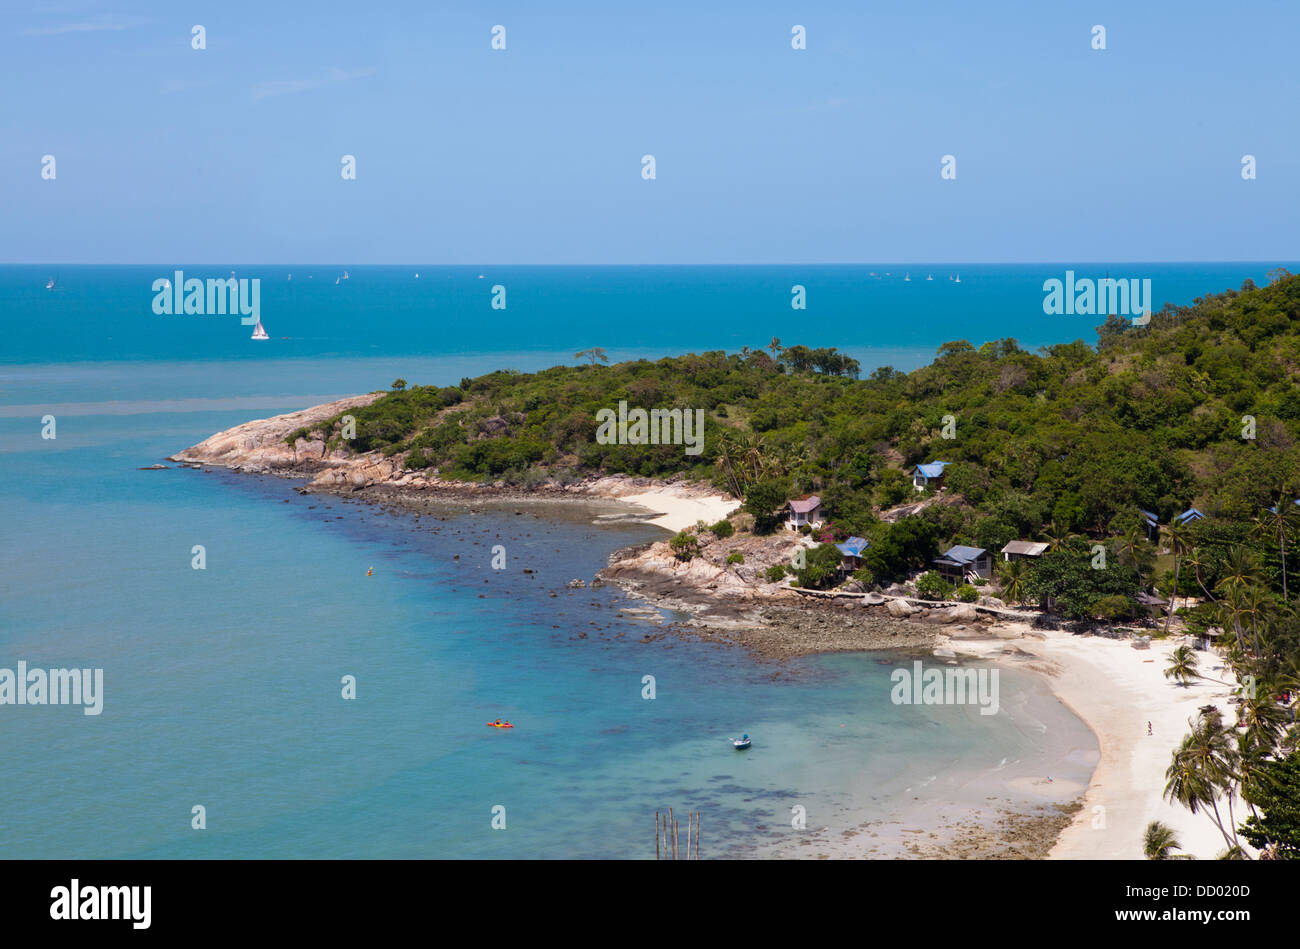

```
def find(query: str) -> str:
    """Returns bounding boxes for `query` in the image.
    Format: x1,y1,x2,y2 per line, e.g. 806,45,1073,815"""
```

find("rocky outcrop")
170,393,383,474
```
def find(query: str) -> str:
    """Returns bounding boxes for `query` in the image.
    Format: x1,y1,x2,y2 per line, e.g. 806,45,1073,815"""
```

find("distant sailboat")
414,272,420,279
926,273,933,281
335,276,340,285
904,273,911,282
342,270,349,280
955,273,962,283
45,276,55,290
250,319,269,340
287,273,293,281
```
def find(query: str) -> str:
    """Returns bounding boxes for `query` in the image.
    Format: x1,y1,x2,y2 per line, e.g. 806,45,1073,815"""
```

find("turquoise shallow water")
0,263,1275,858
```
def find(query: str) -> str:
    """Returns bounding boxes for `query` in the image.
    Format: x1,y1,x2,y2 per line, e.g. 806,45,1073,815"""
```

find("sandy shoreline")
948,624,1241,859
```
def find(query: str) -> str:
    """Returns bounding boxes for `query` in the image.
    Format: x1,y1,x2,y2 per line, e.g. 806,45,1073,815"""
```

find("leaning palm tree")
1164,709,1243,852
1183,546,1217,602
1164,645,1200,687
1142,821,1191,860
1161,520,1192,634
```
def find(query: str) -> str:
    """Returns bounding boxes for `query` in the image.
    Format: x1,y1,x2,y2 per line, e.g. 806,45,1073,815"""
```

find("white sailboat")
250,319,269,340
904,273,911,282
926,273,933,281
45,276,56,290
342,270,349,280
955,273,962,283
335,276,340,285
414,272,420,279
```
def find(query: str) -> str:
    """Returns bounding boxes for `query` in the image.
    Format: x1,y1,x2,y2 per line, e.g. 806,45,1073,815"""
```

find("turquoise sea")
0,263,1288,858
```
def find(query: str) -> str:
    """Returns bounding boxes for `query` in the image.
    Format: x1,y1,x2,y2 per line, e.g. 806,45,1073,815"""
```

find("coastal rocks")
567,579,587,589
863,593,886,605
948,603,979,623
886,599,919,618
170,393,383,471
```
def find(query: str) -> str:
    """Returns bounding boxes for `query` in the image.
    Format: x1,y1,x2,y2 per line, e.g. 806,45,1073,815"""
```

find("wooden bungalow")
911,461,950,492
932,545,993,584
835,536,870,572
1001,540,1048,562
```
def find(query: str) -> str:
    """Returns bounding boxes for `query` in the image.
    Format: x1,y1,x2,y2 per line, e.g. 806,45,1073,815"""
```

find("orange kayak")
487,722,514,729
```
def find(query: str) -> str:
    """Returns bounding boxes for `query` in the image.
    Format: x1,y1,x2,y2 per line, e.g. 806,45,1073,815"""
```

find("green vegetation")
1142,821,1191,860
710,519,734,539
726,551,744,565
1241,752,1300,858
793,543,843,590
764,564,789,583
915,571,949,600
288,270,1300,637
668,532,699,562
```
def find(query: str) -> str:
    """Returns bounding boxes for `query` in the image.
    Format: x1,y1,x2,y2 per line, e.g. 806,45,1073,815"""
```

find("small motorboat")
487,721,514,729
733,734,751,750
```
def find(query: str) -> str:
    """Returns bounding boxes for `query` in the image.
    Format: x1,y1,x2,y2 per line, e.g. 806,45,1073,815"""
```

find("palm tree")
1183,546,1216,602
1142,821,1190,860
574,347,609,366
1253,495,1299,601
1161,520,1191,635
1119,523,1145,564
998,558,1028,605
1216,546,1261,599
768,337,782,358
1164,709,1243,851
1165,645,1200,687
1040,521,1073,553
713,429,745,498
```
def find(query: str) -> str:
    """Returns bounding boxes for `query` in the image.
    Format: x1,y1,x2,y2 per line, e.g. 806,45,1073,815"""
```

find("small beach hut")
911,461,950,492
1001,540,1048,562
785,495,823,531
932,545,992,584
835,536,870,572
1139,509,1160,542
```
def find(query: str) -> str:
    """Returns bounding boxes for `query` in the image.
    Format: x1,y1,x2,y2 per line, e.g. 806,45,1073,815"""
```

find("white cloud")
251,67,376,100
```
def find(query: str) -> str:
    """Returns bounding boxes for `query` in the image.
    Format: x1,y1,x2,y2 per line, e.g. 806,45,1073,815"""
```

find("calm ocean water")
0,263,1283,858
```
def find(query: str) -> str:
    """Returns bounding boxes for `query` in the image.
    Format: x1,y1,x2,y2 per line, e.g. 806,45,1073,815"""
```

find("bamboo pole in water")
655,811,660,861
669,807,675,860
696,813,700,860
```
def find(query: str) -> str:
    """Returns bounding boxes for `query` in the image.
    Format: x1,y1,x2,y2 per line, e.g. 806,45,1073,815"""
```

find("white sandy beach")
610,486,739,533
954,627,1244,860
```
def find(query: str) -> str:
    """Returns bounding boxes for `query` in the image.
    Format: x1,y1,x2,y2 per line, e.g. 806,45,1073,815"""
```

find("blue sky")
4,0,1297,264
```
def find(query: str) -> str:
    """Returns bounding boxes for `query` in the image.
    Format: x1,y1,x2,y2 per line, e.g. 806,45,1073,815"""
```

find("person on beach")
1147,721,1152,736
